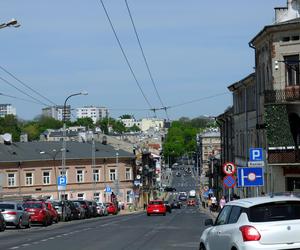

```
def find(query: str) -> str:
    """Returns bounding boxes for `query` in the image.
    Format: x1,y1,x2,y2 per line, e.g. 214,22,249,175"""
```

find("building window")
76,170,84,183
59,170,68,182
93,192,100,202
284,55,300,86
125,168,132,180
7,173,16,187
77,193,85,200
109,169,116,181
25,172,33,186
43,171,50,185
93,169,100,182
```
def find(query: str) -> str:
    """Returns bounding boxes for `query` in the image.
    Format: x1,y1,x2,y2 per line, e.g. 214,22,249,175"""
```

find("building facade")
0,104,16,117
42,105,71,121
76,106,108,124
0,141,136,206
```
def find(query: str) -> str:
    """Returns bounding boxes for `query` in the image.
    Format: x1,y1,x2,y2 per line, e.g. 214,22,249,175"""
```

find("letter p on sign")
250,148,263,161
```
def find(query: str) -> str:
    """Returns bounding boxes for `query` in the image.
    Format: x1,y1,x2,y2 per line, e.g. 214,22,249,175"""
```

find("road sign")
223,175,236,188
57,176,67,186
248,161,265,167
222,162,236,175
237,167,264,187
250,148,263,161
104,186,112,193
203,185,209,192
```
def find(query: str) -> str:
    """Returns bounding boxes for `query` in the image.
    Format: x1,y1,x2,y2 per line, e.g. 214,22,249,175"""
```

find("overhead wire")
0,65,57,106
0,76,50,107
124,0,169,120
99,0,154,112
0,92,46,106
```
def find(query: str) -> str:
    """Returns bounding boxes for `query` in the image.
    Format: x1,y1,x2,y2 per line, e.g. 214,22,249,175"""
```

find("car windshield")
23,203,43,209
0,204,15,209
248,201,300,222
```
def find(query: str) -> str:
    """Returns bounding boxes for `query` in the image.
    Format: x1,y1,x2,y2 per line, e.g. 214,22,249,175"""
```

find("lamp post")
0,18,20,29
61,91,88,200
40,149,61,199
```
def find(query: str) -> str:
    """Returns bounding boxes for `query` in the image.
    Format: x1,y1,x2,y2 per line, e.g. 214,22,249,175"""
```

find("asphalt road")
0,165,210,250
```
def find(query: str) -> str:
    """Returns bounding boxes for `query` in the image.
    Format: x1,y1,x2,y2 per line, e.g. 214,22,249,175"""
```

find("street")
0,165,209,250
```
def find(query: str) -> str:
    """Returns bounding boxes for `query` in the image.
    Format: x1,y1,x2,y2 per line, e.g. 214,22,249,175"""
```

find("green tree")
0,115,21,141
119,114,133,119
73,117,95,129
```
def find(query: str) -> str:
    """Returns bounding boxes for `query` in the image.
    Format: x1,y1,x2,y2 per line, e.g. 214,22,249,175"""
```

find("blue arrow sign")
57,176,67,186
237,167,264,187
104,186,112,193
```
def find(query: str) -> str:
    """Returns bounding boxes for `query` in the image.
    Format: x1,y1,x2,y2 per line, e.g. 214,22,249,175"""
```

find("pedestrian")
219,196,226,209
207,196,212,213
210,194,217,212
143,203,147,210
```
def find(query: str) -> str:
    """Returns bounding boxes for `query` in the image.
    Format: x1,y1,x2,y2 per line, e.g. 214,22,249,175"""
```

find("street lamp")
0,18,20,29
61,91,88,200
40,149,61,199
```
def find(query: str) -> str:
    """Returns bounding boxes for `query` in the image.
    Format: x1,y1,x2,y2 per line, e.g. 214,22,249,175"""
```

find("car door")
217,206,243,249
207,205,232,250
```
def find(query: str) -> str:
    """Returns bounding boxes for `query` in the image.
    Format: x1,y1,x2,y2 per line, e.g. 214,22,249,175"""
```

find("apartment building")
76,106,108,124
0,104,16,117
0,141,136,205
42,105,71,121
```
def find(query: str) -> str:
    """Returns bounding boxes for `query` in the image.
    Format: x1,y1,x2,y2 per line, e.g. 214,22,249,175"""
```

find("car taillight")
239,226,261,241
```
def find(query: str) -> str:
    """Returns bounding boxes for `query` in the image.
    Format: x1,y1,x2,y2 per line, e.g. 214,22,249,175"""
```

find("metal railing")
265,87,300,104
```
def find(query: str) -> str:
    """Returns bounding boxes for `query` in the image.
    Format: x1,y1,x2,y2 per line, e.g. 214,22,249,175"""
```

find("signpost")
248,148,265,167
57,175,67,191
222,162,236,175
237,167,264,187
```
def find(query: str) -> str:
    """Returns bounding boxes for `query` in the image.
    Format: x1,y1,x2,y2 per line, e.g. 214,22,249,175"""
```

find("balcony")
265,86,300,104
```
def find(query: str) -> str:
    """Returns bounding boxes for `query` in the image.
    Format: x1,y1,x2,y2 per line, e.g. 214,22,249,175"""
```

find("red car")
147,200,166,216
45,201,59,223
187,199,196,206
105,202,118,215
23,201,52,226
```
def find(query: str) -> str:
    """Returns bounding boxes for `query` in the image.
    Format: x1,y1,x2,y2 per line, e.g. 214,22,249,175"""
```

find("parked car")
96,202,108,216
45,201,59,223
23,200,51,226
87,201,98,217
187,199,196,206
0,201,31,229
105,202,118,215
73,201,86,219
0,211,6,231
163,201,172,213
51,200,72,222
171,200,181,209
199,195,300,250
147,200,166,216
73,200,92,218
65,200,79,220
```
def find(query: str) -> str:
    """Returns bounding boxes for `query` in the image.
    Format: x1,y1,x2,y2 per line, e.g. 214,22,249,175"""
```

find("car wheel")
199,243,206,250
16,218,23,229
163,213,166,216
0,223,5,232
26,219,31,229
147,213,150,216
43,218,48,227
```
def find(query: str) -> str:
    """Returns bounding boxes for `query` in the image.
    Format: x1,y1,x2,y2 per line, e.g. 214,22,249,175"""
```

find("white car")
199,195,300,250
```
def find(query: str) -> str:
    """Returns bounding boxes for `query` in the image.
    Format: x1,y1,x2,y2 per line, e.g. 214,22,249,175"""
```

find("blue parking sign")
249,148,263,161
57,176,67,186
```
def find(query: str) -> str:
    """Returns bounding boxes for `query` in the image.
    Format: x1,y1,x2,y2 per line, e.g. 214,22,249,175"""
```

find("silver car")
96,202,108,216
199,195,300,250
0,201,31,229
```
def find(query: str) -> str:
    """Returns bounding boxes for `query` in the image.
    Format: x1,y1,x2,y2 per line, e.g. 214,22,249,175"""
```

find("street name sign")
222,162,236,175
237,167,264,187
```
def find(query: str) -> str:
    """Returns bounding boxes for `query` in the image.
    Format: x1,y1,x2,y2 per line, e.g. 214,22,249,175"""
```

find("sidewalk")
118,207,144,215
199,204,218,219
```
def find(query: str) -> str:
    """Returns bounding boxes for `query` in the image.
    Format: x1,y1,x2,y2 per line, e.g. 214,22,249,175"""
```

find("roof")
250,18,300,45
0,141,134,163
226,195,300,208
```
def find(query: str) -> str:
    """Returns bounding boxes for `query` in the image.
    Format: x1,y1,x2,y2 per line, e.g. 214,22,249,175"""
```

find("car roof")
226,195,300,208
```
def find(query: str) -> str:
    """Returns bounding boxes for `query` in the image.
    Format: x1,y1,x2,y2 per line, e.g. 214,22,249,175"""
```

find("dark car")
72,200,92,218
87,201,98,217
164,187,176,192
171,200,181,209
0,212,6,231
163,201,172,213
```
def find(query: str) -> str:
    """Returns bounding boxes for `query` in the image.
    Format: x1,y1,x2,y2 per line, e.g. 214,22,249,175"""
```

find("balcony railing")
268,148,300,164
265,86,300,104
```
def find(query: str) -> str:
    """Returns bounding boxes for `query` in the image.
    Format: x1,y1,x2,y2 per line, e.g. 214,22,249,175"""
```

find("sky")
0,0,286,121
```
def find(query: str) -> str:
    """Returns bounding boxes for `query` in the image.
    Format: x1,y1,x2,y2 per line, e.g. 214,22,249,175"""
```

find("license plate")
29,212,35,215
154,209,159,212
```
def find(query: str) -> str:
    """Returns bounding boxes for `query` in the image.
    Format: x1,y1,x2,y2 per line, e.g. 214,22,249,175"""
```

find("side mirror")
204,218,214,226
